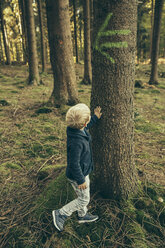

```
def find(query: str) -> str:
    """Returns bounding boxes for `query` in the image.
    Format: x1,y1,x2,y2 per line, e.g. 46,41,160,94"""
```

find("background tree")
0,32,4,62
149,0,164,85
82,0,92,84
46,0,78,106
0,1,11,65
91,0,138,200
149,0,154,59
73,0,79,63
18,0,28,63
37,0,46,72
137,0,151,62
90,0,94,46
24,0,40,85
78,7,83,60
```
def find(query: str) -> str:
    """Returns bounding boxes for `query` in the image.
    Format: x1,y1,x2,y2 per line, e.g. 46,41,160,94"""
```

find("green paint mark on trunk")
94,13,131,63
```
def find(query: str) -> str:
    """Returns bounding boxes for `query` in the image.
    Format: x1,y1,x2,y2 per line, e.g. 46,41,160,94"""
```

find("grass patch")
135,118,162,134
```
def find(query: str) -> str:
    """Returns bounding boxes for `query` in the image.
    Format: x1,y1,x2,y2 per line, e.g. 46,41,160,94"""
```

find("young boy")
52,103,102,231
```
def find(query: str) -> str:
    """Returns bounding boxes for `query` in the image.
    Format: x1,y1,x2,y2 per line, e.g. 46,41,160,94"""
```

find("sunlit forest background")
0,0,165,65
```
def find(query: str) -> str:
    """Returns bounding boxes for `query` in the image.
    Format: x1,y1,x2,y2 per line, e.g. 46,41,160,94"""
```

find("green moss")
125,222,148,248
35,172,75,218
138,152,151,159
11,90,19,93
1,162,21,170
44,135,59,141
40,164,66,172
141,89,160,94
135,120,161,133
62,239,73,247
25,143,59,158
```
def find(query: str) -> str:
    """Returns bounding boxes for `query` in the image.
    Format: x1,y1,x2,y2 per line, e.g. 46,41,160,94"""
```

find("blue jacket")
66,115,98,185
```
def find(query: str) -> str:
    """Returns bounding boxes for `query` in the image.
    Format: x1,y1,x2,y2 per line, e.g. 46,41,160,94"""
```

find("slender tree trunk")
90,0,94,46
18,0,28,63
164,36,165,58
149,0,154,62
24,0,40,85
16,42,21,62
83,0,92,84
149,0,164,85
46,0,78,106
73,0,79,63
79,14,83,60
0,2,11,65
37,0,46,72
0,32,4,62
91,0,138,200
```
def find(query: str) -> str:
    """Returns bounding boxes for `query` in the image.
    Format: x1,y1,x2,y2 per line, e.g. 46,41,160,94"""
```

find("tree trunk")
90,0,94,46
73,0,79,63
79,13,83,60
0,32,4,63
0,2,11,65
37,0,46,72
82,0,92,84
16,42,21,62
149,0,154,62
91,0,138,200
46,0,78,106
149,0,164,85
18,0,28,63
24,0,40,85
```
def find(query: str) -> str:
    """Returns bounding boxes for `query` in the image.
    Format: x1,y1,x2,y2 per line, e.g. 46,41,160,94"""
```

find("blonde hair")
66,103,90,129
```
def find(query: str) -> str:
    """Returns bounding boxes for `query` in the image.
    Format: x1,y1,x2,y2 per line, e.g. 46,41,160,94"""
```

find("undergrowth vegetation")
0,64,164,247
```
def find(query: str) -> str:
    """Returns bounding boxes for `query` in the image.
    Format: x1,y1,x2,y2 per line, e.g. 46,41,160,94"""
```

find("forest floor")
0,63,164,248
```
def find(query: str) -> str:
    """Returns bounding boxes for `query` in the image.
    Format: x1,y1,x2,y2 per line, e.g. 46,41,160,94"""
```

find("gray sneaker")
78,213,99,223
52,209,68,231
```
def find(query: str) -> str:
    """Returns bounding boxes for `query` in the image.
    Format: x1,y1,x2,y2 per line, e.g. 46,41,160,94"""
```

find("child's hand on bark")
78,182,87,190
94,106,102,119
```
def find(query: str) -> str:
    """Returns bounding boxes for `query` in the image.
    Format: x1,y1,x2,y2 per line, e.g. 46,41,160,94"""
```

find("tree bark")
91,0,138,200
82,0,92,84
90,0,94,46
73,0,79,63
37,0,46,72
0,32,4,62
149,0,154,62
149,0,164,85
18,0,28,63
16,42,21,62
79,12,83,60
46,0,78,106
24,0,40,85
0,2,11,65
